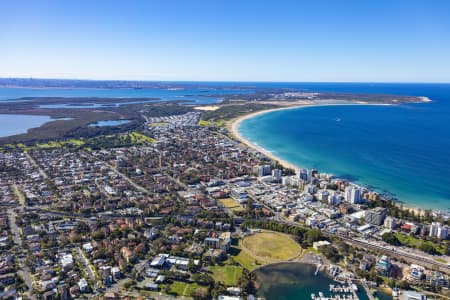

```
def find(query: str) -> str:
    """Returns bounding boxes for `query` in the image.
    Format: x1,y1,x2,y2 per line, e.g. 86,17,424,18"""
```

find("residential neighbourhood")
1,114,450,300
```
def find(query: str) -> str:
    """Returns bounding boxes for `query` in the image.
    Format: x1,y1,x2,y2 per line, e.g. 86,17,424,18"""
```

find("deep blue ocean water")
1,83,449,211
239,83,450,211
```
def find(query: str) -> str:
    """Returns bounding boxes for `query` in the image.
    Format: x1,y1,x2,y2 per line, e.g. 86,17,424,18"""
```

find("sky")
1,0,450,82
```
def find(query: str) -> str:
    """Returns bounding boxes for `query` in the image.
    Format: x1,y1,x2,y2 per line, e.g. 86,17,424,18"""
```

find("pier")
348,280,359,300
311,280,359,300
360,280,375,300
314,263,322,276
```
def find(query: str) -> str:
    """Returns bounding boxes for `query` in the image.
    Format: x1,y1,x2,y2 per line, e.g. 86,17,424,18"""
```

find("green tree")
381,232,402,246
305,229,323,246
419,242,439,255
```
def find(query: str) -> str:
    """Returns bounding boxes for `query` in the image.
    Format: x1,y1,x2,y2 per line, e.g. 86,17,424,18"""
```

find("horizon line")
0,76,449,85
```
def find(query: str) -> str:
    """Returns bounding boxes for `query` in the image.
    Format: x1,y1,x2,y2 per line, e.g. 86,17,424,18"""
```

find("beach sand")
228,101,432,215
228,101,389,172
194,105,220,111
229,103,313,172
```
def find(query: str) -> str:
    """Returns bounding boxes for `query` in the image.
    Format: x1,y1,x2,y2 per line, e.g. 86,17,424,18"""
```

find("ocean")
1,82,449,211
238,83,450,211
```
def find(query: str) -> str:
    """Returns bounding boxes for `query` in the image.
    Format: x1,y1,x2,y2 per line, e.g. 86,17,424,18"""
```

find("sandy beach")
194,105,220,111
229,103,313,172
228,101,391,172
228,101,431,215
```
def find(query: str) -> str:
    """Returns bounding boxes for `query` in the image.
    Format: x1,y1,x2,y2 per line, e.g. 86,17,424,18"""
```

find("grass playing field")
169,281,203,297
219,198,245,212
210,265,243,286
242,231,302,261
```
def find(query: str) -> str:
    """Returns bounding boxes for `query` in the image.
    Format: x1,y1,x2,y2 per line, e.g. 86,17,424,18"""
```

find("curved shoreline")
229,104,311,172
229,102,434,214
229,102,393,172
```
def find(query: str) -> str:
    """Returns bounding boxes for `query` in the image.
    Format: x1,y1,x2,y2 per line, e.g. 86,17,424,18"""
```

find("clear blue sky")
1,0,449,82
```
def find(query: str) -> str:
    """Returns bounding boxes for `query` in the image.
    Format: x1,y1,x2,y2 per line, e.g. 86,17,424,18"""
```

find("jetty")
329,284,353,293
360,280,375,300
312,280,359,300
314,263,322,276
348,280,359,300
311,294,358,300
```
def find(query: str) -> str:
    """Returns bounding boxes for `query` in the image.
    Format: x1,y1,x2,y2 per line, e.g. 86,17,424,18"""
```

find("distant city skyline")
1,0,450,82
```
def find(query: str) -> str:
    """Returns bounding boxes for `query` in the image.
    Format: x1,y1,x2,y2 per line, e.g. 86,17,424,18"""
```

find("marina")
311,281,360,300
254,262,373,300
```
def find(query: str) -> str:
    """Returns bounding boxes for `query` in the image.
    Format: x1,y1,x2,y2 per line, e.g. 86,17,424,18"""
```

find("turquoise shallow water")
239,84,450,211
1,82,449,211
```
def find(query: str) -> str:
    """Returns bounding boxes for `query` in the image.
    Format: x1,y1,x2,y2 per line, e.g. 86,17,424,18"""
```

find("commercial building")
430,222,449,239
365,207,387,226
272,169,282,182
344,186,362,204
375,255,392,276
253,165,271,177
384,216,398,230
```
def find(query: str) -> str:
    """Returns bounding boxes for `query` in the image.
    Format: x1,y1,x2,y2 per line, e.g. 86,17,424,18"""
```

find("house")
103,292,119,300
78,278,88,293
43,290,57,300
82,242,93,253
313,240,330,250
111,266,121,280
59,253,74,270
0,273,15,285
120,246,134,263
359,255,374,271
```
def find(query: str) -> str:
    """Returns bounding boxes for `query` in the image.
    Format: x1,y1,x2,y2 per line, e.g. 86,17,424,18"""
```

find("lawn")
219,198,240,208
231,232,303,271
198,118,227,127
218,198,245,213
129,131,156,143
242,232,302,261
394,233,445,255
232,244,264,270
6,138,86,151
306,246,320,255
169,281,203,297
210,265,243,286
231,206,245,213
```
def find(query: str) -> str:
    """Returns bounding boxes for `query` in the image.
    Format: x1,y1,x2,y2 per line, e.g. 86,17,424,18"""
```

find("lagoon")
0,114,53,138
0,86,254,105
